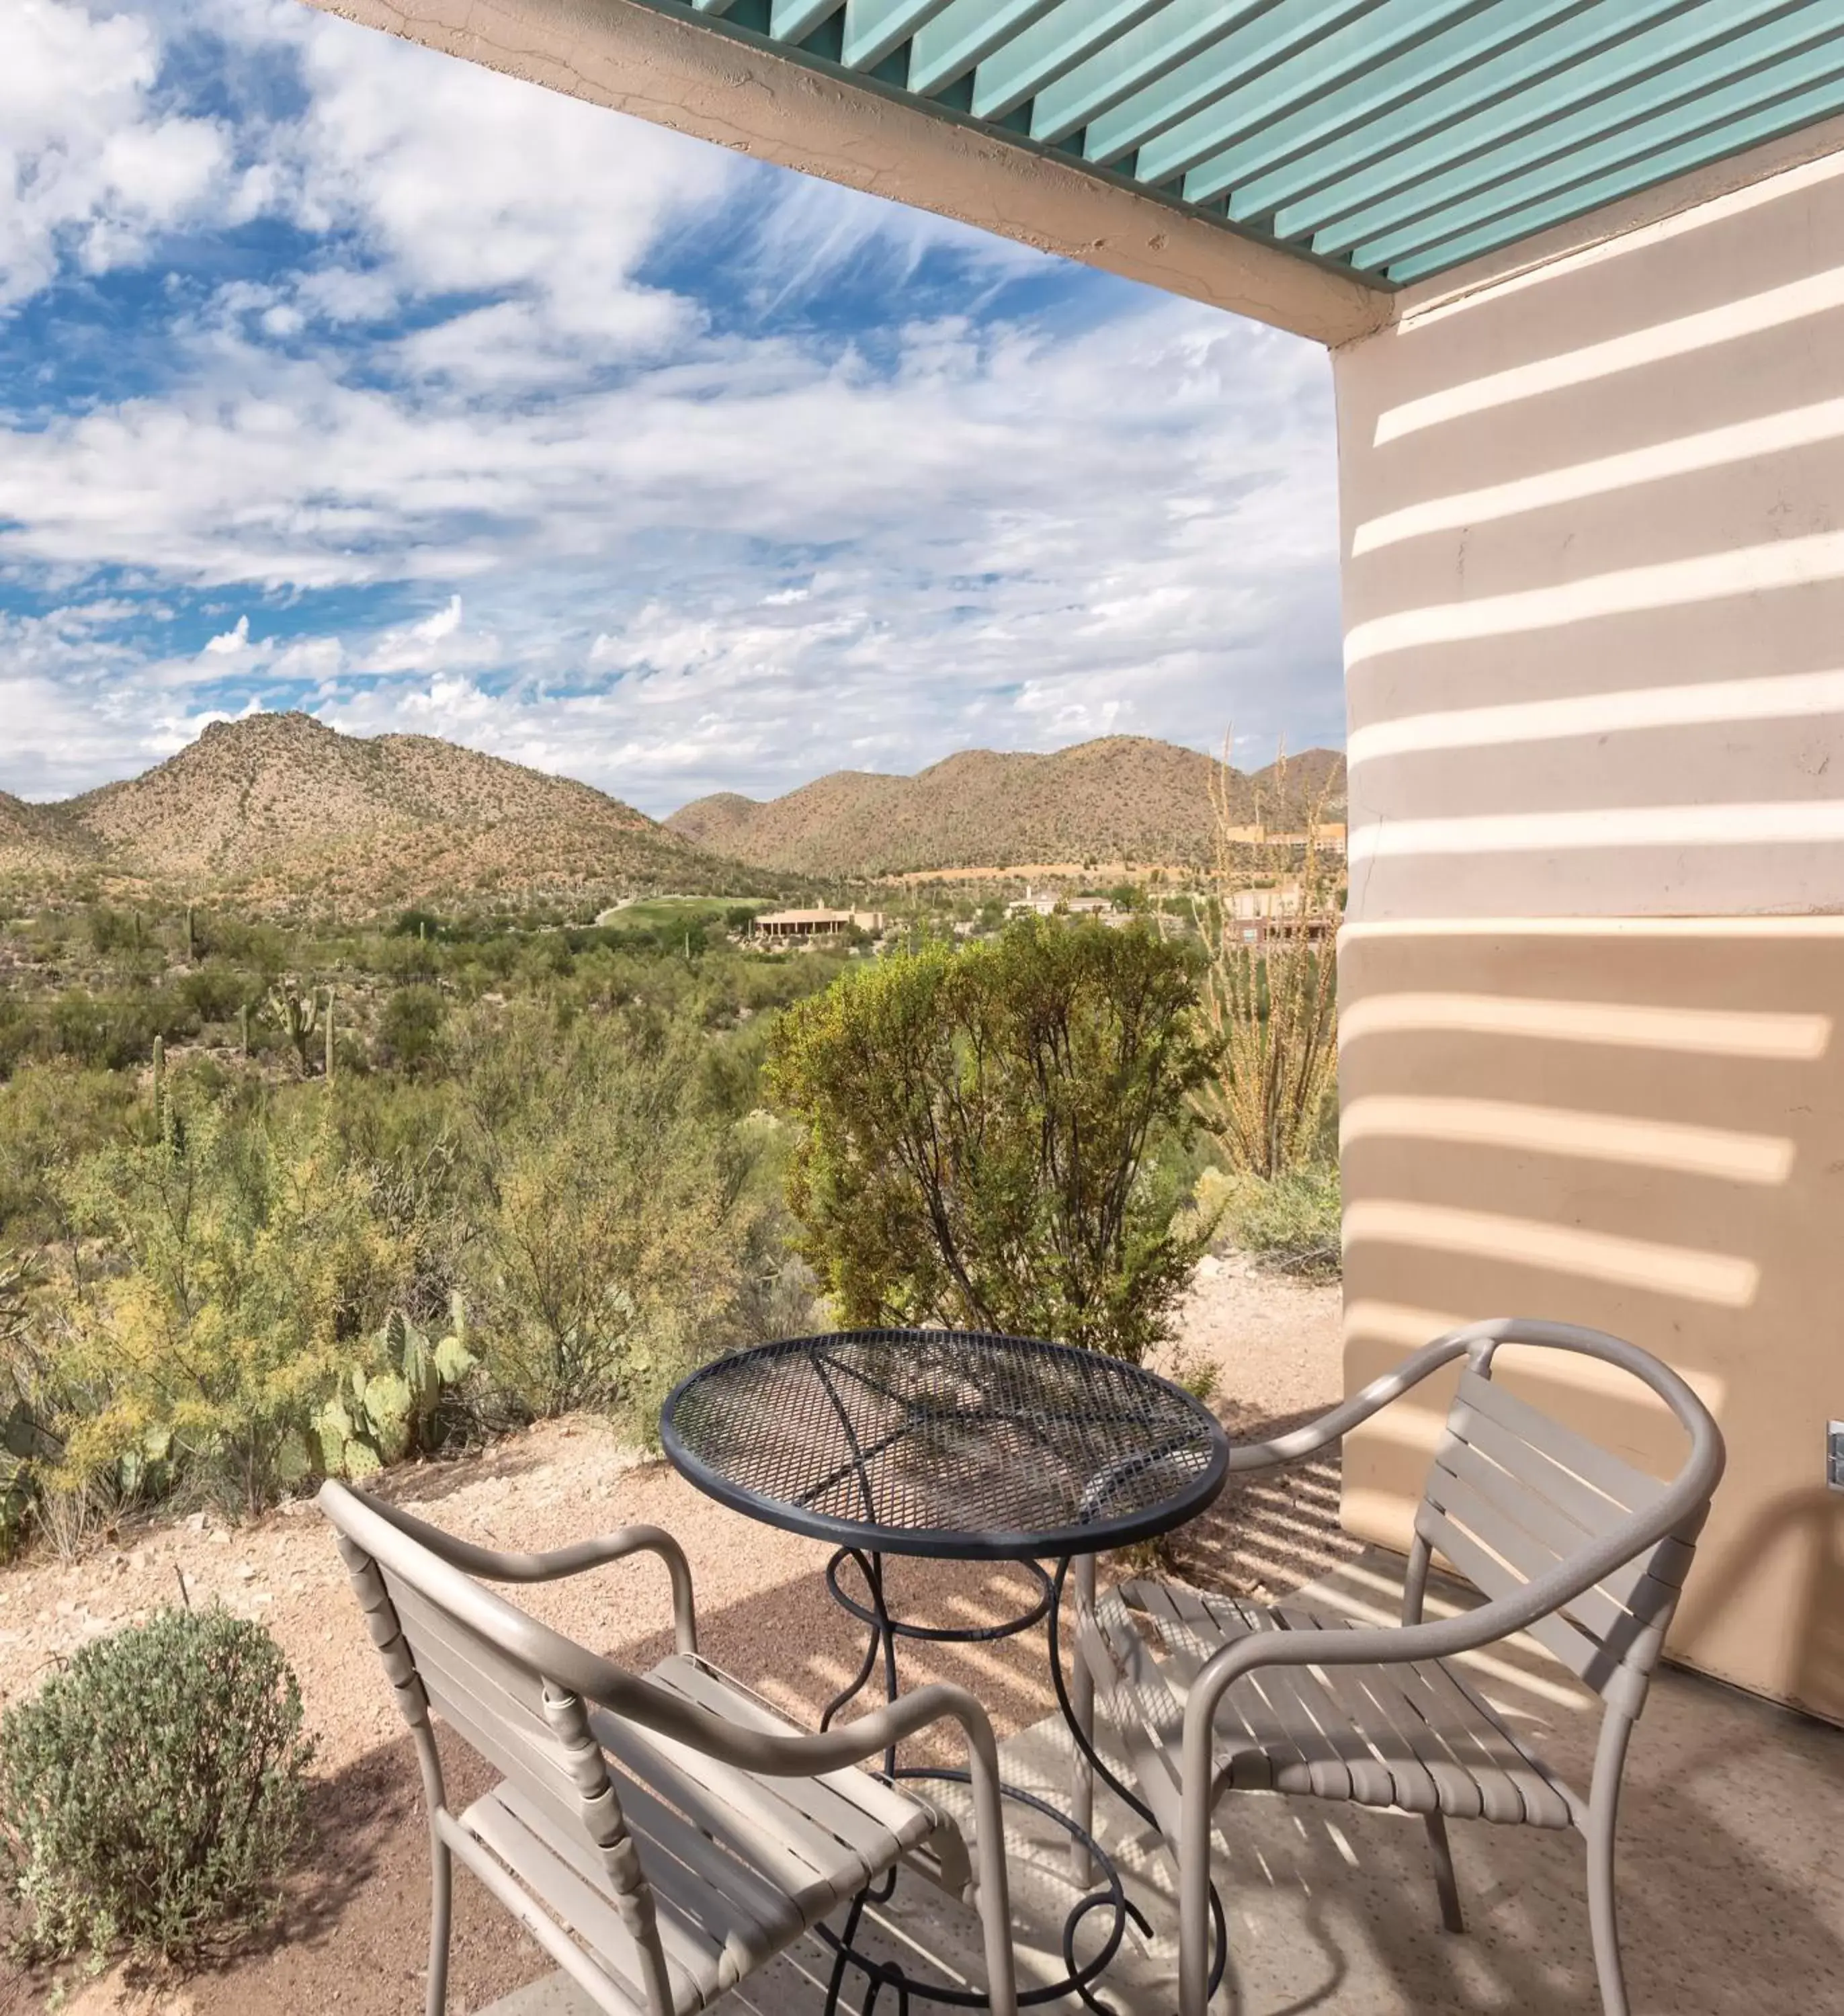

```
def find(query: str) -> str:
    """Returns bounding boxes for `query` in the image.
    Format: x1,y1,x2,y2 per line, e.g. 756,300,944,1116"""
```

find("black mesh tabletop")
660,1329,1228,1559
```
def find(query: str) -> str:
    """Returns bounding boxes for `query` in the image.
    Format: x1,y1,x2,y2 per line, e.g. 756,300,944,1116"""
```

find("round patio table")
660,1328,1231,2014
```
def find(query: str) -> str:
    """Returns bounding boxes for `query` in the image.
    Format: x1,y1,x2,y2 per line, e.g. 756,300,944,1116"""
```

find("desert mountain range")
667,736,1344,878
0,713,712,911
0,716,1345,912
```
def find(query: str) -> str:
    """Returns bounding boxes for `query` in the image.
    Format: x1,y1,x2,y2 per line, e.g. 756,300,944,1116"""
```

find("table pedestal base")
814,1549,1224,2013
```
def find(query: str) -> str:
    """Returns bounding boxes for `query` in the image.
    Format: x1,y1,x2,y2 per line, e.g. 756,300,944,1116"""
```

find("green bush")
766,919,1218,1361
50,1092,416,1513
379,984,447,1072
0,1607,315,1960
457,1005,766,1419
1194,1163,1342,1279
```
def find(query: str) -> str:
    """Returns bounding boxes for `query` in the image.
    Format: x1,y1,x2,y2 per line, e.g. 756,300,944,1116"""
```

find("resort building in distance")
751,907,886,946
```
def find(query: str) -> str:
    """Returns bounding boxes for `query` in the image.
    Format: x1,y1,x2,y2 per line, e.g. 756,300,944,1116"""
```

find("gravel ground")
0,1262,1342,2016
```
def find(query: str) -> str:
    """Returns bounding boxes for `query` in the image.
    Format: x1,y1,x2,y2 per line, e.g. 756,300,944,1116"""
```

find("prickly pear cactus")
314,1300,476,1480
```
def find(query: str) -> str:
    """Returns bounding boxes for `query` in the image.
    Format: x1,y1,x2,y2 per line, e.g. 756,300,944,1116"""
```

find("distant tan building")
1226,886,1335,948
1006,889,1118,920
751,908,884,946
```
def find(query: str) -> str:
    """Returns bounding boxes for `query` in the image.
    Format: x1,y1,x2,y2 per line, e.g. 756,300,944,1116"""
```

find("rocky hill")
0,792,96,884
7,714,737,912
667,736,1345,878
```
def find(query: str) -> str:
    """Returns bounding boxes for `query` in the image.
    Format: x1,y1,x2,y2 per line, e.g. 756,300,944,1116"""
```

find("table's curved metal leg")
1044,1556,1157,1830
814,1547,1226,2009
822,1546,894,1737
823,1887,871,2016
1044,1555,1230,2007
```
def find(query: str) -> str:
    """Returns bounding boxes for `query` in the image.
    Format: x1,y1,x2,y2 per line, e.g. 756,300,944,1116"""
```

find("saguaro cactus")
266,983,321,1078
324,987,335,1085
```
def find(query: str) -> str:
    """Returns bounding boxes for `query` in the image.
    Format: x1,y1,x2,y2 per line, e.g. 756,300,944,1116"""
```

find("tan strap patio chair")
1075,1318,1725,2016
319,1480,1017,2016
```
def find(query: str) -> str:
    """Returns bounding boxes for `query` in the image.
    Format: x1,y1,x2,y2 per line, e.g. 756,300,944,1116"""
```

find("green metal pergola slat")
1357,36,1844,271
769,1,841,38
970,0,1171,121
1083,0,1386,169
1193,0,1650,220
1028,1,1274,146
911,0,1064,95
1296,0,1810,250
1128,0,1489,186
1326,5,1843,261
840,0,958,73
646,0,1844,287
1390,65,1844,277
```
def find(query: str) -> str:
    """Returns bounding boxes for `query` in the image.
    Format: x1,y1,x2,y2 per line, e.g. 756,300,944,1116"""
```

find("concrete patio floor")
483,1549,1844,2015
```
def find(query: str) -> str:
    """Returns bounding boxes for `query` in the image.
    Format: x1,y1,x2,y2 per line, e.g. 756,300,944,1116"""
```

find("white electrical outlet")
1830,1422,1844,1492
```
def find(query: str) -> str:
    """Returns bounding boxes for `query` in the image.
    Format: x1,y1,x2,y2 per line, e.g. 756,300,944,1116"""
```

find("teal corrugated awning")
659,1,1844,287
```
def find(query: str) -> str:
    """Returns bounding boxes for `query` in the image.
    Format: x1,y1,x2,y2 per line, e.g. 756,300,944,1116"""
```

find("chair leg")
1586,1798,1630,2016
427,1831,454,2016
1424,1812,1465,1934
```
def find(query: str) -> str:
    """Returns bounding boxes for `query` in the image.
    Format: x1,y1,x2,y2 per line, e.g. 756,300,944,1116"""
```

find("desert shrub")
0,994,29,1081
457,1005,765,1419
0,1063,138,1241
0,1607,314,1961
1193,1163,1342,1279
177,959,251,1025
378,984,447,1073
766,917,1218,1362
48,1091,416,1513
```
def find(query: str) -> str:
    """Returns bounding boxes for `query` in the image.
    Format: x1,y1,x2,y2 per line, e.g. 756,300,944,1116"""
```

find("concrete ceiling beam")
296,0,1396,348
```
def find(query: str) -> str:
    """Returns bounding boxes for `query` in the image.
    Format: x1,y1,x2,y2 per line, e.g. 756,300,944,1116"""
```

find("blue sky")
0,0,1342,816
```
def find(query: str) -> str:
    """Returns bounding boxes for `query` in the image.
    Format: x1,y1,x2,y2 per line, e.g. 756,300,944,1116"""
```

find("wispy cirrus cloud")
0,0,1339,815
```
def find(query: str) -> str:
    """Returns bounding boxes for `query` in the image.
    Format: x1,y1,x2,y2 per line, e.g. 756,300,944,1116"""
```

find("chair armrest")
1226,1329,1474,1472
1181,1431,1716,1772
596,1673,1018,2016
327,1484,698,1654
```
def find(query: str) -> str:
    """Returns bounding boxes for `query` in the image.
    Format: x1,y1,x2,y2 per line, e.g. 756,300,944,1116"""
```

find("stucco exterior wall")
1333,150,1844,1720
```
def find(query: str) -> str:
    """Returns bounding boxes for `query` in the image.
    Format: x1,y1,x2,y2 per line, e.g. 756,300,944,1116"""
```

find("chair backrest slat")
1415,1500,1614,1685
321,1488,677,2016
382,1570,587,1835
1417,1358,1704,1705
1455,1369,1663,1513
1431,1433,1682,1619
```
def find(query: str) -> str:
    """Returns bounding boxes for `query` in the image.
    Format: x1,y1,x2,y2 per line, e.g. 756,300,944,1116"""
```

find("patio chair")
319,1480,1018,2016
1075,1317,1724,2016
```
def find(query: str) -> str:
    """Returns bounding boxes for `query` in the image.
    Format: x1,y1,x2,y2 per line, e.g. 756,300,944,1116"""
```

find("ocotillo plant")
266,983,321,1079
1187,741,1341,1179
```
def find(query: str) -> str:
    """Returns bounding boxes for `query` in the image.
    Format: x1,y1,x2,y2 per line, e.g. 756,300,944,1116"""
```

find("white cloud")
413,596,462,643
0,1,1343,813
0,1,232,308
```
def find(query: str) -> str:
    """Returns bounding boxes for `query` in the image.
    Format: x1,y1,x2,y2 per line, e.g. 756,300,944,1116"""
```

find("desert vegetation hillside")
0,792,95,882
667,734,1345,876
7,713,750,913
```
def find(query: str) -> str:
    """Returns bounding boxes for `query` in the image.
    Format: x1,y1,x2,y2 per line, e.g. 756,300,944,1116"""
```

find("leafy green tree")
766,918,1219,1362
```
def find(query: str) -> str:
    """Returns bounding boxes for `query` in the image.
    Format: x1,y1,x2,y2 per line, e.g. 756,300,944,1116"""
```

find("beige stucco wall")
1332,149,1844,1720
